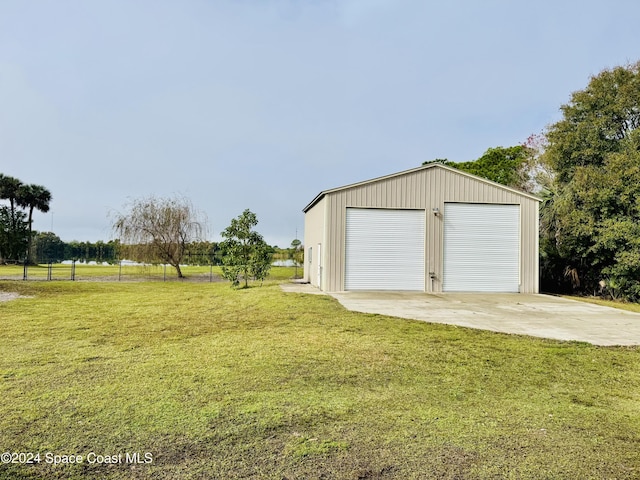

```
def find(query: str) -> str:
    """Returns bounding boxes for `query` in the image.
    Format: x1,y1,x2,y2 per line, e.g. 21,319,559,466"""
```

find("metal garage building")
303,163,541,293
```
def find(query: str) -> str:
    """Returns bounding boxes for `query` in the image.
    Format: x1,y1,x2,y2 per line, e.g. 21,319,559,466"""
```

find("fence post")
23,260,27,281
71,260,76,281
118,260,122,281
48,263,52,281
210,263,213,282
163,264,167,282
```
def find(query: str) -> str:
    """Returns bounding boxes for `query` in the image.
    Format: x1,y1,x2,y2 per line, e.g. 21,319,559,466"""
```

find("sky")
1,0,639,248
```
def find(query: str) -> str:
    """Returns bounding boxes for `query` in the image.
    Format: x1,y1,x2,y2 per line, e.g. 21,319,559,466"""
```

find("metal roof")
302,163,542,213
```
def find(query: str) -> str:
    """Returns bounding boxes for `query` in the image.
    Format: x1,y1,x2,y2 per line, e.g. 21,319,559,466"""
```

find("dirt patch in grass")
0,291,31,302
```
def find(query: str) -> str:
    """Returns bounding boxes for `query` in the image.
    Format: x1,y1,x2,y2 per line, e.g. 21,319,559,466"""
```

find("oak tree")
542,61,640,298
423,145,537,192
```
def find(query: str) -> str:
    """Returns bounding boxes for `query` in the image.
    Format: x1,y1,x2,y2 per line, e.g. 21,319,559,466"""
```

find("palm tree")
17,184,52,263
0,174,23,230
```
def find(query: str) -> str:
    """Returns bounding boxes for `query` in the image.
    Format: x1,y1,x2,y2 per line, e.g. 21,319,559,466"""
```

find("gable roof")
303,163,542,212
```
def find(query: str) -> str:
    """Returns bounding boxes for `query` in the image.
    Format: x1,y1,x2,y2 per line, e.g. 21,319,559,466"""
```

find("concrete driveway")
328,291,640,346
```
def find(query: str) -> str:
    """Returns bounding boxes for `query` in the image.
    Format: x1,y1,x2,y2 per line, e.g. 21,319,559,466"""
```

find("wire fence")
0,261,224,283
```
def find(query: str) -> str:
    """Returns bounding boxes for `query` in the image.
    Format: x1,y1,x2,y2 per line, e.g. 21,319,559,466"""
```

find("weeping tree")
112,195,207,278
220,209,272,288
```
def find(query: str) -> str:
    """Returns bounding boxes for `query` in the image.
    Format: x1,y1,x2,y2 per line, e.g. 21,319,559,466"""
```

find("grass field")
0,263,220,282
1,277,639,479
0,264,298,283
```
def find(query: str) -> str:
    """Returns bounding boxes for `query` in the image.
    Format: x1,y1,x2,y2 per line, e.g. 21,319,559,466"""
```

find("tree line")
31,232,228,266
425,61,640,301
32,231,302,271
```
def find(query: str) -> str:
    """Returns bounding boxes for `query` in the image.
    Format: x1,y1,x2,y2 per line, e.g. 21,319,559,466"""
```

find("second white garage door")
443,203,520,292
345,208,425,291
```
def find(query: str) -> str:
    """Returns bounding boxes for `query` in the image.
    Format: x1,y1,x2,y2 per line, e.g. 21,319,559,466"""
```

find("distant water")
61,260,143,266
61,260,113,265
272,260,300,267
61,259,301,267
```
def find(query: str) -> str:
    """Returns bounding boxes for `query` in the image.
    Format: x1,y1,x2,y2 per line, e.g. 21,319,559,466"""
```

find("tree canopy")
220,209,272,288
546,62,640,183
423,145,536,192
542,61,640,299
112,195,207,278
0,174,52,263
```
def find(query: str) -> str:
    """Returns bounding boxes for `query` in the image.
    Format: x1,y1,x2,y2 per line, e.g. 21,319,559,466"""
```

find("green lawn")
1,280,639,479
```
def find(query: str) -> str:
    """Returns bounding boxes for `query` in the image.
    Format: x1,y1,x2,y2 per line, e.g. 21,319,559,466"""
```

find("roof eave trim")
302,163,542,212
302,192,326,212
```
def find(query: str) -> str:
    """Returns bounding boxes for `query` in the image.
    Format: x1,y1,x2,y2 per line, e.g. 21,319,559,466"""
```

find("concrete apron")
328,291,640,346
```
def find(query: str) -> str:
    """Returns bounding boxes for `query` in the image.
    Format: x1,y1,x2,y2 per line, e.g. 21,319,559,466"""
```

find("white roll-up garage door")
443,203,520,292
345,208,425,291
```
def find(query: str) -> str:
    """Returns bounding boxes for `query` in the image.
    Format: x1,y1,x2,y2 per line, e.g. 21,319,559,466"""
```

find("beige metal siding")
316,166,540,293
303,196,326,287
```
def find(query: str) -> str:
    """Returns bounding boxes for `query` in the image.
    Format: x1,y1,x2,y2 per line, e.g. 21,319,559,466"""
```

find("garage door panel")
345,208,425,291
443,203,519,292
